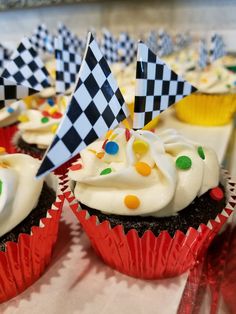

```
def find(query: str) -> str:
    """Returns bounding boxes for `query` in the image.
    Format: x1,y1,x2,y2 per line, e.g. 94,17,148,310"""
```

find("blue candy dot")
47,98,54,106
7,107,14,114
105,141,119,155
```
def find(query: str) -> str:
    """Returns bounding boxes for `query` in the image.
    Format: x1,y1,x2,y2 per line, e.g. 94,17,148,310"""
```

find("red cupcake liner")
0,125,18,154
62,169,236,280
0,187,65,303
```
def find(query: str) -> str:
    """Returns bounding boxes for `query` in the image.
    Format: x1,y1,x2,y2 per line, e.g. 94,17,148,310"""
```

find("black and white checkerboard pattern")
0,76,36,109
101,29,118,64
58,23,83,53
30,24,54,54
118,32,136,66
1,37,52,91
55,36,81,94
198,39,208,69
0,45,11,72
133,42,197,129
158,31,173,57
146,31,159,54
37,32,129,177
209,34,225,63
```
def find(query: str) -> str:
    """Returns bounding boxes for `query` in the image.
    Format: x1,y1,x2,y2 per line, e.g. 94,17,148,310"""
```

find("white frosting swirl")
0,154,44,237
69,128,219,217
0,101,24,127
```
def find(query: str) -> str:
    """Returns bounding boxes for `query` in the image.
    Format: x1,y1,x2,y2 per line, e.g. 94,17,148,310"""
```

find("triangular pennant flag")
0,44,11,71
101,29,118,64
198,39,208,69
55,36,81,94
1,37,52,91
118,32,136,66
146,31,158,54
209,34,225,63
158,30,173,56
30,24,54,54
133,42,197,129
58,23,83,53
0,76,35,109
36,32,130,178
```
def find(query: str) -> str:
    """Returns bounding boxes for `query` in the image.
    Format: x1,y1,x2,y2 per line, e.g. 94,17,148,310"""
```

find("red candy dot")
42,110,50,117
52,112,62,119
209,187,224,201
125,129,131,141
69,163,82,171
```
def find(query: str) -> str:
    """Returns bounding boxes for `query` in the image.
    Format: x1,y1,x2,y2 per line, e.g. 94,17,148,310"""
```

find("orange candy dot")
124,195,140,210
96,152,105,159
135,162,151,176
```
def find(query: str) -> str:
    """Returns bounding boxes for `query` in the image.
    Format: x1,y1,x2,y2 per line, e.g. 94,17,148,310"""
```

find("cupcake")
0,153,64,302
0,101,25,153
65,128,236,279
13,96,67,158
175,62,236,126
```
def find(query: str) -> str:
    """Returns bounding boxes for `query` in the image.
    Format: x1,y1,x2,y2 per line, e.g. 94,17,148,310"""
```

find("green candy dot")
0,180,2,195
41,117,49,123
176,156,192,170
197,146,205,160
100,168,112,176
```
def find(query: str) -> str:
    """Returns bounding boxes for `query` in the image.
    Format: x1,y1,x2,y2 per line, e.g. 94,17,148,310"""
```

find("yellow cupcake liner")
175,93,236,126
127,102,160,130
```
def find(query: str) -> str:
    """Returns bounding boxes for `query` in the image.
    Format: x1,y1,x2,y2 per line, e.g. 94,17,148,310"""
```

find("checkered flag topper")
0,77,36,109
209,34,225,63
133,42,197,129
30,24,54,54
118,32,136,66
58,23,83,53
101,29,118,64
55,37,81,94
36,32,130,178
198,39,208,69
1,37,52,91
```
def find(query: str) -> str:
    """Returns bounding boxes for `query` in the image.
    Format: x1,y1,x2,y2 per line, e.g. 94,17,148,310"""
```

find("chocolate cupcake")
0,153,64,302
66,128,236,279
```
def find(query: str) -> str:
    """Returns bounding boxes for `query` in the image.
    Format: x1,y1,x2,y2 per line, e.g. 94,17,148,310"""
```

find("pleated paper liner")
0,124,19,154
175,93,236,126
63,169,236,280
0,187,65,303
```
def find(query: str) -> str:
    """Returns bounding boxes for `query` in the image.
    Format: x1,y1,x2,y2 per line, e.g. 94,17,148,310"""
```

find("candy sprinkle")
69,163,82,171
41,117,49,123
51,124,58,134
135,162,151,176
125,129,131,141
52,112,62,119
42,110,50,117
176,156,192,170
96,152,105,159
105,141,119,155
100,167,112,175
133,140,149,155
210,187,224,201
124,195,140,210
197,146,205,160
47,98,54,106
105,130,113,139
0,147,6,154
18,115,29,123
7,107,14,114
0,180,2,195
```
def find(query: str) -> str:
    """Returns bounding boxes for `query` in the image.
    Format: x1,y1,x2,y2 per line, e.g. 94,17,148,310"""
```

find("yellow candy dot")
0,147,6,154
135,162,151,176
124,195,140,210
96,152,105,159
18,115,29,123
105,130,113,139
48,106,58,115
51,124,58,134
133,140,149,154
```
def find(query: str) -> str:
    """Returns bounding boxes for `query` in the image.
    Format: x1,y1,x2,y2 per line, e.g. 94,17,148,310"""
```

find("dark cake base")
80,185,226,237
0,182,56,251
15,136,46,157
